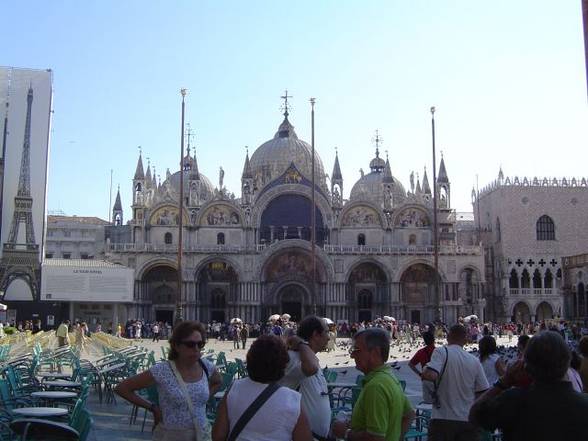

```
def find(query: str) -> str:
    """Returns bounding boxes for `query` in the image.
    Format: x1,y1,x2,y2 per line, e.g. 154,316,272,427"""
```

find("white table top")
37,373,71,379
99,363,126,374
43,381,82,388
12,407,68,417
31,391,78,399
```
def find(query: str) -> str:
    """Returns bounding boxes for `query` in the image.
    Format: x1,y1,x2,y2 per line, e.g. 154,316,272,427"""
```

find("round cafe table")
12,407,68,418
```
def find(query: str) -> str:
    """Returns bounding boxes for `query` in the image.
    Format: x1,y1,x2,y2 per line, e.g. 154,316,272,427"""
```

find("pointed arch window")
357,234,366,246
164,232,173,245
536,215,555,240
217,233,225,245
544,269,553,289
509,269,519,289
532,269,542,289
521,269,531,289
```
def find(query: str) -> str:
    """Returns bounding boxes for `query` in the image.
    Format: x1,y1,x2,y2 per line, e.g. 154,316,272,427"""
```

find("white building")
45,215,110,260
474,171,588,322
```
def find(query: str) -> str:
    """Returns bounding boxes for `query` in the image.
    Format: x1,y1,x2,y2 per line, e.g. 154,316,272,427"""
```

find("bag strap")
199,358,209,381
168,361,201,436
227,383,280,441
437,346,449,386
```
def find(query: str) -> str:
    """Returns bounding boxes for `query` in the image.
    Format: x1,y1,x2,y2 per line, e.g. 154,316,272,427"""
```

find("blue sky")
2,1,587,218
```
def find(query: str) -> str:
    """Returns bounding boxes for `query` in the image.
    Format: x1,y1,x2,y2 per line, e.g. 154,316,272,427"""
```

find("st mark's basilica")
106,105,485,325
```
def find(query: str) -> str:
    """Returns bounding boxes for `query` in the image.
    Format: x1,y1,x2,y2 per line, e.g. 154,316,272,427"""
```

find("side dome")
249,116,327,190
162,170,215,203
350,149,406,206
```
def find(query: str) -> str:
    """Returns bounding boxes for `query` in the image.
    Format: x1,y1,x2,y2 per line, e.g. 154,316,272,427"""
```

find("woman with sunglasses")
115,320,222,441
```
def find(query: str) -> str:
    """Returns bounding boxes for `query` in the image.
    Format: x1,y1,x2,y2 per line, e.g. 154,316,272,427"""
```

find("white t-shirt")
279,350,332,437
480,353,501,386
227,377,301,441
426,344,489,422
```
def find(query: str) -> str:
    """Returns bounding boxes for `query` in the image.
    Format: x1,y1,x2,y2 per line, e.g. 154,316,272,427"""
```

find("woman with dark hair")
115,321,222,441
212,335,312,441
478,335,506,385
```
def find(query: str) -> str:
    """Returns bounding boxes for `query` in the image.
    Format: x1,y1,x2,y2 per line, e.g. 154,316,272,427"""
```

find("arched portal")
536,302,553,321
262,249,326,319
143,265,178,324
278,284,309,322
578,283,585,318
400,264,441,324
348,262,387,323
197,261,238,323
512,302,531,324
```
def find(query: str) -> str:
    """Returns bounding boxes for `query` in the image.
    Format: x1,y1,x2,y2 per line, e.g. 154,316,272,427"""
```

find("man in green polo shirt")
332,328,415,441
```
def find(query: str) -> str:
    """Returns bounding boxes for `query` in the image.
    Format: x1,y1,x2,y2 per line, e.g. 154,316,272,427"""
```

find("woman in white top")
478,335,506,385
115,321,222,441
212,335,312,441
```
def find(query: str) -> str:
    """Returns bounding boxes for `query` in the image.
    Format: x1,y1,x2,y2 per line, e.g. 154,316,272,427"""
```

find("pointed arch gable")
338,201,385,229
196,201,243,227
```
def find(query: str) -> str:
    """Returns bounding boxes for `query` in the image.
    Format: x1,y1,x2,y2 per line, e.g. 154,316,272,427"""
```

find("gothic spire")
191,148,200,179
422,167,431,195
332,149,342,181
437,155,449,183
382,152,393,184
113,185,122,211
415,173,422,194
498,166,504,181
145,160,152,188
134,149,145,180
242,148,252,179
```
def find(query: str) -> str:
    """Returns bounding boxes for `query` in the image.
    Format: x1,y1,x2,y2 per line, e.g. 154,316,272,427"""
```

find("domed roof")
249,116,327,190
164,169,215,202
350,172,406,205
350,149,406,206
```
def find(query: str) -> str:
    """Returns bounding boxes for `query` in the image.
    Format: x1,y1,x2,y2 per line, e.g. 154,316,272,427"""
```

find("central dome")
249,117,327,190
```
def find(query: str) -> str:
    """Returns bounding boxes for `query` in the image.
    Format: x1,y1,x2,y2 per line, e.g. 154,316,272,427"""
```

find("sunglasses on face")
180,340,205,349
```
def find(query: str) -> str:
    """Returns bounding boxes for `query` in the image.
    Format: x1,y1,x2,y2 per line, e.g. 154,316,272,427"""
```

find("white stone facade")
106,113,485,325
45,216,109,260
474,173,588,322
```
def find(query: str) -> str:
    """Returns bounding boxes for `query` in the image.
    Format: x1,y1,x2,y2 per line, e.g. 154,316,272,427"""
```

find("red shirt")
410,344,435,368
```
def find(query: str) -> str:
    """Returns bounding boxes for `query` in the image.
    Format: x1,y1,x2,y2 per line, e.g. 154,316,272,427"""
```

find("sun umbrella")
323,318,334,325
0,303,6,311
230,318,242,324
383,315,396,322
464,314,478,322
269,314,281,322
281,313,291,321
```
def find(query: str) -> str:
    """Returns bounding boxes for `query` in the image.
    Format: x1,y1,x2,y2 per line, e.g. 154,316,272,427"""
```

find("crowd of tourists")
111,314,588,441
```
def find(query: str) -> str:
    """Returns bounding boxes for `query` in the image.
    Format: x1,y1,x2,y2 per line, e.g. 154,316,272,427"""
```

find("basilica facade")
106,112,485,325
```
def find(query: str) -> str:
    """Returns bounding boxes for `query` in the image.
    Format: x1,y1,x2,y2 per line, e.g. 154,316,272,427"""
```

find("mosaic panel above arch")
201,204,241,226
264,250,326,283
149,205,189,226
395,207,430,227
341,205,381,227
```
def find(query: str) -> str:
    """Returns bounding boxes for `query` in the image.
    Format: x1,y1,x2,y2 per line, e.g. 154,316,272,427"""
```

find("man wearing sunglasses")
331,328,414,441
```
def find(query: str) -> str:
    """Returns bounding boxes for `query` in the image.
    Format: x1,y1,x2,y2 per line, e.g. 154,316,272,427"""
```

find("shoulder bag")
422,346,449,408
168,360,212,441
226,383,281,441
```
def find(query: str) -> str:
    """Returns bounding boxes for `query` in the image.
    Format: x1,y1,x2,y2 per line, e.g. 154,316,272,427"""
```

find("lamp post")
310,97,317,315
175,88,187,325
431,106,441,323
